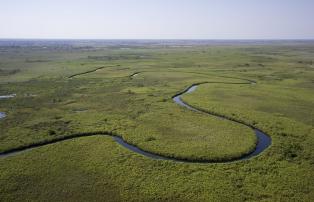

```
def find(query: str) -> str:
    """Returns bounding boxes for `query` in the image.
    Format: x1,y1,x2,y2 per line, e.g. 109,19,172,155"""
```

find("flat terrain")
0,40,313,201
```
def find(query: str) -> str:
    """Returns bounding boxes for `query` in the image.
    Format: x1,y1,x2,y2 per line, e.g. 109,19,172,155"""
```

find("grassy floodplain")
0,40,313,201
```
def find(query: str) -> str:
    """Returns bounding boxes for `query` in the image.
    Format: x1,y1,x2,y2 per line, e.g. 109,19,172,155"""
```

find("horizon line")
0,38,314,41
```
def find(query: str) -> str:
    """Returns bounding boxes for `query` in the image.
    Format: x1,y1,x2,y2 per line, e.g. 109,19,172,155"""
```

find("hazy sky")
1,0,314,39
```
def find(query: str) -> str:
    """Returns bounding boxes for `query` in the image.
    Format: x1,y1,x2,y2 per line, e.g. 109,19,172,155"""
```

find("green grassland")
0,41,313,201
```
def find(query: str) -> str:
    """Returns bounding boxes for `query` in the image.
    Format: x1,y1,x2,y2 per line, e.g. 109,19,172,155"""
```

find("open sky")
1,0,314,39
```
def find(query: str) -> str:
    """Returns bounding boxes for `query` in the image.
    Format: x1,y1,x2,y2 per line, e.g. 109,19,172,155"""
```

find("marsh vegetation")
0,40,313,201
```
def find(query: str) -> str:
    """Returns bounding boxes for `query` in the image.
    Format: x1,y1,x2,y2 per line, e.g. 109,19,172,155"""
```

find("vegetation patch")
0,42,313,201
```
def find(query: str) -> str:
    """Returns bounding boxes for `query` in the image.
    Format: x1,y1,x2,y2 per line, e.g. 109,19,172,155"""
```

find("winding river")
0,73,271,163
171,83,271,161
